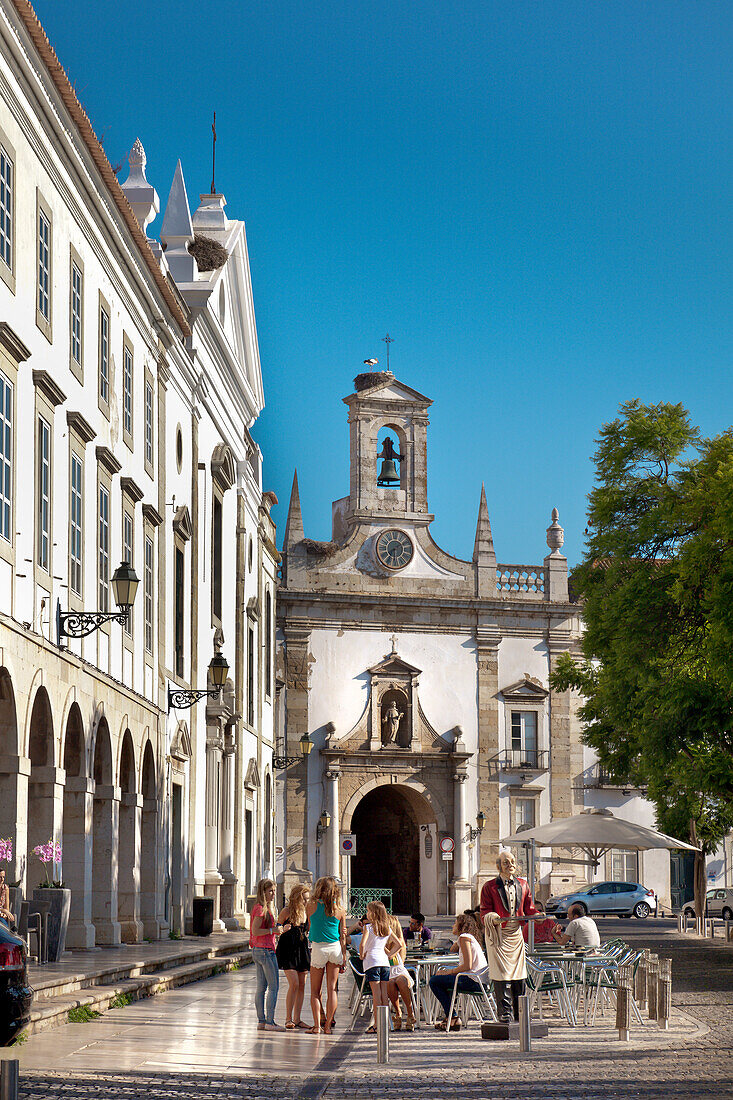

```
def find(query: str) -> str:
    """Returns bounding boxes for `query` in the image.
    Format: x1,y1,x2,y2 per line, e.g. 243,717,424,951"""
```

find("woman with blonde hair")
386,914,415,1031
277,883,311,1028
250,878,284,1031
359,901,402,1033
306,876,347,1034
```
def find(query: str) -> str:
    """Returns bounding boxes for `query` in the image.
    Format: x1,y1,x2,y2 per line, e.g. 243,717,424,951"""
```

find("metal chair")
347,956,373,1031
526,957,577,1026
18,901,43,964
445,972,497,1032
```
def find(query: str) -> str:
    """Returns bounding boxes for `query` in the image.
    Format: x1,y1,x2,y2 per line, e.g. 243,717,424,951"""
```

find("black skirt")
276,923,311,972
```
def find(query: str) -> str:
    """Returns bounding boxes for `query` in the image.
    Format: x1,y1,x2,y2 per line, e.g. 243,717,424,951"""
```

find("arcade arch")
27,687,58,866
118,729,141,942
92,717,119,943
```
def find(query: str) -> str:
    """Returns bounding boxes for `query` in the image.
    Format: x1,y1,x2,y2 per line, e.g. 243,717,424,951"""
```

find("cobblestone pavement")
10,919,733,1099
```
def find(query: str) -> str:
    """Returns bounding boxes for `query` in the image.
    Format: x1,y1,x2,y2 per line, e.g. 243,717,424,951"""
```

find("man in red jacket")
480,851,537,1023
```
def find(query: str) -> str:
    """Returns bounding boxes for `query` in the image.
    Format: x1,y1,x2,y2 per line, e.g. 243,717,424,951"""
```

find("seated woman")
386,914,416,1031
429,912,488,1031
522,900,563,945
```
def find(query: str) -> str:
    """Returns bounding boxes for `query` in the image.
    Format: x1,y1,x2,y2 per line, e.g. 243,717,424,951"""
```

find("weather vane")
382,333,394,371
210,111,217,195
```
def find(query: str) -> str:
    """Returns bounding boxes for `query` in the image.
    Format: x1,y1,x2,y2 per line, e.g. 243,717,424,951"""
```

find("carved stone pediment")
367,654,422,678
173,504,193,541
171,721,192,761
244,757,261,790
500,675,549,701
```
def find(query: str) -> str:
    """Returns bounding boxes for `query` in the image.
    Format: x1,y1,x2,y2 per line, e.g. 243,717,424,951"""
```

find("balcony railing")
486,748,549,776
584,763,646,792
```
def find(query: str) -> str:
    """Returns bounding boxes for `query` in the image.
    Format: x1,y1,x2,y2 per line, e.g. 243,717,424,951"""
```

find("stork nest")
301,538,339,556
188,234,229,271
353,371,393,392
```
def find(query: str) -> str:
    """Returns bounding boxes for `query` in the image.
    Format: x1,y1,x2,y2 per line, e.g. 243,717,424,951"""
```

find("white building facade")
0,0,276,943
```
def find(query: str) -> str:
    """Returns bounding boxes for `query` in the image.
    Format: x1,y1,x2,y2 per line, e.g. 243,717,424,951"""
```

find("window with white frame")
71,262,83,368
123,510,133,635
70,452,83,597
512,797,537,877
99,305,109,405
0,371,12,542
98,484,109,611
144,533,153,654
38,209,50,322
37,415,50,571
510,711,538,767
123,343,133,441
144,377,153,470
0,145,12,270
609,849,638,883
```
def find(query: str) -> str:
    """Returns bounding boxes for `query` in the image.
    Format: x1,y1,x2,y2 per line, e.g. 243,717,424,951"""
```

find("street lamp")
167,650,230,712
316,809,331,843
57,561,140,646
466,811,486,842
273,733,313,770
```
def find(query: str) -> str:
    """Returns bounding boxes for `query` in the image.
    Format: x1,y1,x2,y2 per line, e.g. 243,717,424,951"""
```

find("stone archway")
62,703,94,948
140,741,159,939
92,718,120,944
348,782,439,915
118,729,142,943
27,687,61,883
0,668,22,884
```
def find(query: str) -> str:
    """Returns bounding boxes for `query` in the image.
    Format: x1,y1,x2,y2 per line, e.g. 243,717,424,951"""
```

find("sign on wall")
439,836,455,853
340,834,356,857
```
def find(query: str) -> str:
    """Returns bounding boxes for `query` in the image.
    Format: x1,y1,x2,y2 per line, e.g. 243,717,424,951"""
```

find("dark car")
545,881,657,919
0,921,33,1044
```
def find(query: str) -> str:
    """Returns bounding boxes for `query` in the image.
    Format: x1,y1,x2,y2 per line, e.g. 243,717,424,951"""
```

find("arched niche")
140,739,159,938
62,704,84,778
27,686,57,864
379,686,410,748
376,424,407,491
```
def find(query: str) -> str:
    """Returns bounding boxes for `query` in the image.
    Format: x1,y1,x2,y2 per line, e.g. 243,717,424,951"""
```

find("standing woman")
250,878,284,1031
306,876,347,1034
360,902,402,1034
277,883,311,1029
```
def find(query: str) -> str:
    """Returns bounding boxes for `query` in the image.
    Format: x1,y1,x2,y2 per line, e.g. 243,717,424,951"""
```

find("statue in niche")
382,699,404,745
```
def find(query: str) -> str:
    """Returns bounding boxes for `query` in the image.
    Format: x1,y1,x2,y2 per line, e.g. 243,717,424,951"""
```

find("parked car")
682,888,733,920
0,921,33,1045
545,881,657,919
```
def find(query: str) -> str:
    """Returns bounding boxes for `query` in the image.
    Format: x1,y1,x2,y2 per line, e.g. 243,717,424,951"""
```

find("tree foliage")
551,401,733,913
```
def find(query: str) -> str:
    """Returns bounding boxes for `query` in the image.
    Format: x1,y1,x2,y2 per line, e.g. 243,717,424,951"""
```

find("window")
71,262,82,368
122,342,133,444
37,209,50,323
123,511,133,635
609,850,638,883
247,625,255,725
264,589,272,697
37,416,50,571
144,377,154,472
513,797,536,877
98,484,109,610
212,495,222,621
144,534,154,654
0,371,11,542
99,304,109,407
510,711,538,767
174,546,184,677
0,144,11,270
70,452,83,596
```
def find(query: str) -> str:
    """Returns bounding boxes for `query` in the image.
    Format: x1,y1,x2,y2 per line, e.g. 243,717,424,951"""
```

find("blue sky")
34,0,732,566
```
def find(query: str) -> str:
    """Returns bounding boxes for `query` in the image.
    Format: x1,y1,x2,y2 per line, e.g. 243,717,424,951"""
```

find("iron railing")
348,887,393,916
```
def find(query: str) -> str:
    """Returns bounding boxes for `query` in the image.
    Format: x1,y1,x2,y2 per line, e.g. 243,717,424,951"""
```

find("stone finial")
160,160,197,283
474,483,496,597
193,192,228,233
546,507,565,554
284,469,305,548
120,138,160,237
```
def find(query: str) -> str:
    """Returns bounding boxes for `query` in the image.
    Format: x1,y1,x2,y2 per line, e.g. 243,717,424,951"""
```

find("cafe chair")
445,974,497,1033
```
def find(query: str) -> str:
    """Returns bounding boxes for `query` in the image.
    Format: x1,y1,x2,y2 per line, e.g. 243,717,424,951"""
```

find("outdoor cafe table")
404,951,460,1029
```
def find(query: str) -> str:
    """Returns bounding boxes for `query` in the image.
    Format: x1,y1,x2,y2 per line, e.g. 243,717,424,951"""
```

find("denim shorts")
365,965,390,982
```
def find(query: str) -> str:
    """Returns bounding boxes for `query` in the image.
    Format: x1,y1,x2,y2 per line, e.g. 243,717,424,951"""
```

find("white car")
682,888,733,920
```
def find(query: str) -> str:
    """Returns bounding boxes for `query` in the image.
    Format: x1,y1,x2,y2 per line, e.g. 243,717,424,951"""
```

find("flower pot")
32,887,71,962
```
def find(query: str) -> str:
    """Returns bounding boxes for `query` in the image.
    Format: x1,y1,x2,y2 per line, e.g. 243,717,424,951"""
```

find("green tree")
551,401,733,917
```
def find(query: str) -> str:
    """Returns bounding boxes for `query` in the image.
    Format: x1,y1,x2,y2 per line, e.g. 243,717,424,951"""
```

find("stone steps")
24,941,252,1037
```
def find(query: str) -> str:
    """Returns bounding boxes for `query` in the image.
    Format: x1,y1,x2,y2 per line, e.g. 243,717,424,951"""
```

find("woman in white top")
429,912,489,1030
386,914,416,1031
359,901,402,1033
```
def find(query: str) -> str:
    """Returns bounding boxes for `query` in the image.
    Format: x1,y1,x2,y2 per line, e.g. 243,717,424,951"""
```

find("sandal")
295,1021,310,1029
365,1024,377,1034
285,1021,296,1029
306,1025,322,1034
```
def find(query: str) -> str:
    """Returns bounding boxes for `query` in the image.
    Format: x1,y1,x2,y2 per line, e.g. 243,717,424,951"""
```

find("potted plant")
31,839,70,962
0,837,21,924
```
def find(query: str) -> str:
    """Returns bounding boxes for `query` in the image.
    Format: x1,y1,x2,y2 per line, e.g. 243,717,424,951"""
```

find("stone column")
63,775,95,949
476,623,501,892
92,783,122,945
325,767,341,880
219,733,238,928
451,770,472,911
283,626,312,882
119,792,143,943
0,756,30,887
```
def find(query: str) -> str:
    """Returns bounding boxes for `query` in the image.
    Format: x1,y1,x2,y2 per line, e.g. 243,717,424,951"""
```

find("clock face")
375,529,414,571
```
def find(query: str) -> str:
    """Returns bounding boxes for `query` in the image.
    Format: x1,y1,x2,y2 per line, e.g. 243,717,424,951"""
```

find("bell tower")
340,371,433,532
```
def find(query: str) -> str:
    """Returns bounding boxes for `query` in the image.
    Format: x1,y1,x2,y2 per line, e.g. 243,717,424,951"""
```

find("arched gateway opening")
350,784,437,915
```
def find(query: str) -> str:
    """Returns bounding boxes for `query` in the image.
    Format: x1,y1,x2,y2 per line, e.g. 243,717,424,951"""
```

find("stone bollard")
677,914,683,935
615,963,633,1042
657,958,672,1031
0,1060,19,1100
695,916,705,937
635,949,650,1009
647,953,659,1021
726,920,733,944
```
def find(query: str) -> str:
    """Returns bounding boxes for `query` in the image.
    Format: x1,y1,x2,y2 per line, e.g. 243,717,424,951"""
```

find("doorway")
350,784,435,914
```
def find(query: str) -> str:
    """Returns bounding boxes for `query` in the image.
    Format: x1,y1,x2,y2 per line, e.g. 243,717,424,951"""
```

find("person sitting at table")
557,903,601,948
403,912,432,947
386,915,416,1031
428,912,488,1031
522,900,563,945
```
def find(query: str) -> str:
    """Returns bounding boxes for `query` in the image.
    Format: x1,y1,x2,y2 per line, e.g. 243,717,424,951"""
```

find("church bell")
377,457,400,486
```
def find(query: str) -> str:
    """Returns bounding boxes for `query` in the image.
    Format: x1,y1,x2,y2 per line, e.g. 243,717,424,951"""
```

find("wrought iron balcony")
485,748,549,776
584,762,646,793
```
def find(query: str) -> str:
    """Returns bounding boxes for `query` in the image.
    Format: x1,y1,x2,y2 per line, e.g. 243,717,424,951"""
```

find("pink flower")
0,837,12,863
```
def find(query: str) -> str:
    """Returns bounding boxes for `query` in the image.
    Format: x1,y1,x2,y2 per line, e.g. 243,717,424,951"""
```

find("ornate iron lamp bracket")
57,606,129,642
167,686,222,713
272,754,301,769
